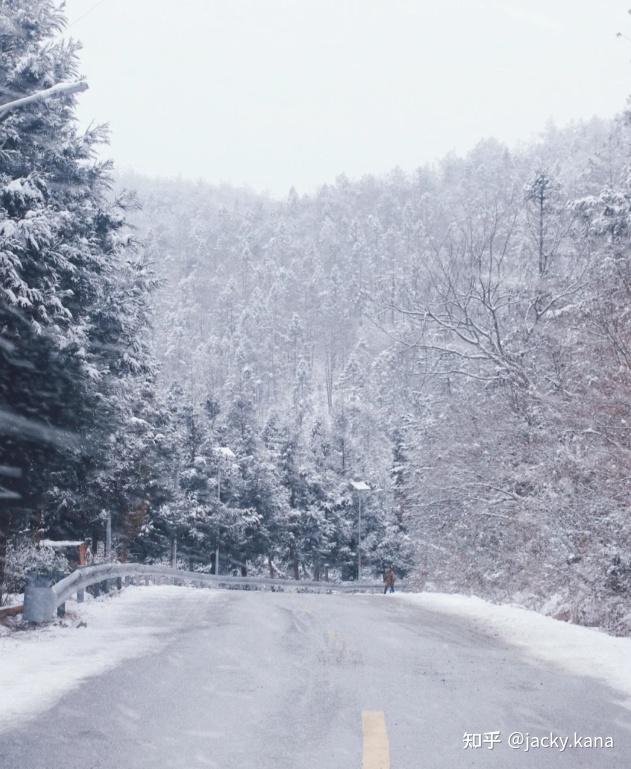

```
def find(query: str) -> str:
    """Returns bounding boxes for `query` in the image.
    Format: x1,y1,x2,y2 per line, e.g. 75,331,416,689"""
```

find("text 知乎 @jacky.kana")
462,730,615,752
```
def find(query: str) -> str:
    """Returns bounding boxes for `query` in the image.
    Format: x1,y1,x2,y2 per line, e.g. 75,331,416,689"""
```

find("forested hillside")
126,113,631,630
2,0,631,633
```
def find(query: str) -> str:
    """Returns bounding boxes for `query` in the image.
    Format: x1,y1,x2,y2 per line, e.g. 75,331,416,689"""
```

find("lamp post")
350,480,370,580
214,447,235,575
0,80,88,118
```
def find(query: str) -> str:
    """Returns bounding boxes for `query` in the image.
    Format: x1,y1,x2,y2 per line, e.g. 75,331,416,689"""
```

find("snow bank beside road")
399,592,631,703
0,585,215,733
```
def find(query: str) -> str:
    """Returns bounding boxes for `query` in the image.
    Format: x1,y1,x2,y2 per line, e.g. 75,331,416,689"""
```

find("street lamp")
0,80,88,118
350,480,370,581
214,447,236,575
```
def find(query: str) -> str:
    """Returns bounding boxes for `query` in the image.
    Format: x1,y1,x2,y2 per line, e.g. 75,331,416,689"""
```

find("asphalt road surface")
2,589,630,768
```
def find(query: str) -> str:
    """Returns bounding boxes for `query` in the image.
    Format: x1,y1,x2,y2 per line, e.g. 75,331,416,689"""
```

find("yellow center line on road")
362,710,390,769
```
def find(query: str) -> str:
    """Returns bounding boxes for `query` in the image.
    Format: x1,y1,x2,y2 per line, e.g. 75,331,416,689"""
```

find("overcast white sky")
63,0,630,196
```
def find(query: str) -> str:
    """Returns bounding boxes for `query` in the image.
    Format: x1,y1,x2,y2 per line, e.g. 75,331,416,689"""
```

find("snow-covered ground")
0,585,215,734
399,592,631,705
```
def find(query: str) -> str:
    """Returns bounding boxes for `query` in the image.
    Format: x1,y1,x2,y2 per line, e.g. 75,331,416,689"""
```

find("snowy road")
1,587,630,768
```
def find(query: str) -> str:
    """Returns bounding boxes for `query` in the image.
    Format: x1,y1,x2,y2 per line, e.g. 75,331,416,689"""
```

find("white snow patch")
0,585,216,733
400,592,631,703
39,539,84,548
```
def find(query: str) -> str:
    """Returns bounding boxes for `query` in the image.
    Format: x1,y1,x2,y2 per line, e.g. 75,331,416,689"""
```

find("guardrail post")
23,573,56,623
77,589,85,603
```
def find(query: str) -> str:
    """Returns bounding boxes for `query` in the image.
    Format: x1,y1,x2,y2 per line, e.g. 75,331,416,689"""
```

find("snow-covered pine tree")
0,1,159,585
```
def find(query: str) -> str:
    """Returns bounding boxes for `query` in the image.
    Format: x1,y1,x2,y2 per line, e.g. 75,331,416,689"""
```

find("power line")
68,0,110,27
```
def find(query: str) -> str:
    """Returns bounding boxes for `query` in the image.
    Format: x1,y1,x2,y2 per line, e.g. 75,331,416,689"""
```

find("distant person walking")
383,566,395,594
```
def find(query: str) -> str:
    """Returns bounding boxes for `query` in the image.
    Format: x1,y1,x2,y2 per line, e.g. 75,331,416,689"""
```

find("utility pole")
215,465,221,576
358,493,362,579
104,511,112,593
105,512,112,560
171,536,177,569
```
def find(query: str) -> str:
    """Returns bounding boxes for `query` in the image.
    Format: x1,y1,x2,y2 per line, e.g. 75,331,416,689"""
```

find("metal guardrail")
23,562,384,623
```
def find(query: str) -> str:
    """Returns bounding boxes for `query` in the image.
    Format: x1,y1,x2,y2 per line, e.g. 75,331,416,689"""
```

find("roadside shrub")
1,540,68,603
